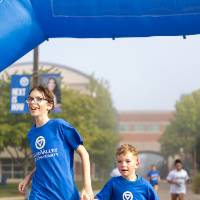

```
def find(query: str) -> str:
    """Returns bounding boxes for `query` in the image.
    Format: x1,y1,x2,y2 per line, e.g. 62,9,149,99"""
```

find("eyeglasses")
25,96,48,104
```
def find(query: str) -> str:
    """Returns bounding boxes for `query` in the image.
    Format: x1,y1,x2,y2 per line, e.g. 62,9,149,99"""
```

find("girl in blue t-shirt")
95,144,159,200
18,85,93,200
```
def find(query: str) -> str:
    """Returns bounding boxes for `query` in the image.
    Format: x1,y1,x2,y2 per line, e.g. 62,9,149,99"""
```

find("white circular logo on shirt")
123,191,133,200
35,136,45,149
19,76,29,87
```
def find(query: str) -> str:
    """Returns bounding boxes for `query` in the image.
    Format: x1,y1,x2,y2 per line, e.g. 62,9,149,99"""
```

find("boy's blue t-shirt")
95,176,160,200
147,170,160,186
27,119,83,200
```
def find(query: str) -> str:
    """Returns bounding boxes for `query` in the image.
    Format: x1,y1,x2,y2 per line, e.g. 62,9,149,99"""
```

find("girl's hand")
80,188,94,200
18,176,31,194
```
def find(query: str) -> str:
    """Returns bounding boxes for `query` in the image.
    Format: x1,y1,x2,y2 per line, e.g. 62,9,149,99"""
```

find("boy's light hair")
116,144,138,157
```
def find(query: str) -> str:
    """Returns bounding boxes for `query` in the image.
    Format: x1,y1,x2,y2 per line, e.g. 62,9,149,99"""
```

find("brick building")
118,111,174,176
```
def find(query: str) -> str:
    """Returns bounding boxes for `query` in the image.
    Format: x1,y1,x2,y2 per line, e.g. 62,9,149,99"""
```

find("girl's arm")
18,168,35,193
76,145,94,200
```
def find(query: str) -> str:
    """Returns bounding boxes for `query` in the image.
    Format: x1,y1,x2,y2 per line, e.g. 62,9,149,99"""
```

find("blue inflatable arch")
1,0,200,71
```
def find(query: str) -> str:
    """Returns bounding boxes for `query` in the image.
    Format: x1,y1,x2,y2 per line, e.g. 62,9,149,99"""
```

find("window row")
119,123,161,132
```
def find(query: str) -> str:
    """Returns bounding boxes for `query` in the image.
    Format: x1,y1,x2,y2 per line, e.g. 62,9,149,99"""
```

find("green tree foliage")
53,77,119,179
88,77,117,131
0,76,33,175
0,74,118,178
160,90,200,171
86,77,119,178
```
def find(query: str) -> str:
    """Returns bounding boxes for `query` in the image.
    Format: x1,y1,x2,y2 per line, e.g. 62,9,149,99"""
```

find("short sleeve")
166,171,173,181
147,171,151,177
147,183,160,200
95,179,113,200
60,119,83,150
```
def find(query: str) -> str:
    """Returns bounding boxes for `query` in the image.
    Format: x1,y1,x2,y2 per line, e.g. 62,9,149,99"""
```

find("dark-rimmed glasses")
25,96,48,104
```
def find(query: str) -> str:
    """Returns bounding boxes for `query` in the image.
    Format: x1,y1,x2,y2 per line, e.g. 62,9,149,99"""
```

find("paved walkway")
0,181,199,200
158,181,200,200
0,197,24,200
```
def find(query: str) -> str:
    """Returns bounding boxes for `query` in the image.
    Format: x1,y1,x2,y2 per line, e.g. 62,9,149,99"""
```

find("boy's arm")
18,168,35,193
76,145,94,200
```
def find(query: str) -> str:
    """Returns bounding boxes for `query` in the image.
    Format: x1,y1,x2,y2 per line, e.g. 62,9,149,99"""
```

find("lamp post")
32,47,39,87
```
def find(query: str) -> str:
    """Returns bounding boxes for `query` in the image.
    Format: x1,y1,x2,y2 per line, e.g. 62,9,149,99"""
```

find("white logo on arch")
35,136,45,149
123,191,133,200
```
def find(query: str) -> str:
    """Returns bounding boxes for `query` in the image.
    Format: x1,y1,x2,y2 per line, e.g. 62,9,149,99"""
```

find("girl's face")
175,163,183,171
47,79,56,91
27,89,52,118
117,152,139,180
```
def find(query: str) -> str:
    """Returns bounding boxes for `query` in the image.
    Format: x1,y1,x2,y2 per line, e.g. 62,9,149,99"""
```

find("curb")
0,197,24,200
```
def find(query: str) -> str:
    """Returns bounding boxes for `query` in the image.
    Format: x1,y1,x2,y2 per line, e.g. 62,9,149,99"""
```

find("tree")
0,76,33,176
86,77,119,178
160,89,200,172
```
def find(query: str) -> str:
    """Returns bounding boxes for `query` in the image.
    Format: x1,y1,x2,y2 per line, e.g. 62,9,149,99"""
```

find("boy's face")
116,152,139,180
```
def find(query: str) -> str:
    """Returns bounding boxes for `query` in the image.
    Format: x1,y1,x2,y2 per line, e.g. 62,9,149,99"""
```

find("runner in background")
147,164,160,192
166,159,189,200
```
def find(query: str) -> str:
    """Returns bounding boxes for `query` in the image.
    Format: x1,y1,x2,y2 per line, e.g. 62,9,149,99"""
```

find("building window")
1,159,12,179
119,122,160,133
119,123,129,132
148,124,160,132
1,159,25,179
134,124,146,132
134,123,160,132
119,123,161,133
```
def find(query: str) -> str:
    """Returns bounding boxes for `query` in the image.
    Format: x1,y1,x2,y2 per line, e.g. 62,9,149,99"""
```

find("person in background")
95,144,159,200
147,164,160,192
110,167,121,177
18,85,93,200
166,159,189,200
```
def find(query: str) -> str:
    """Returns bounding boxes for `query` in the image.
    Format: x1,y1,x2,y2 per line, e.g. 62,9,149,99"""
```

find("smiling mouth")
30,106,39,111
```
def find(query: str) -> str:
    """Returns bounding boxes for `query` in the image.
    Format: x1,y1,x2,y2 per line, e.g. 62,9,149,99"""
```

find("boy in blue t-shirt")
147,165,160,192
95,144,160,200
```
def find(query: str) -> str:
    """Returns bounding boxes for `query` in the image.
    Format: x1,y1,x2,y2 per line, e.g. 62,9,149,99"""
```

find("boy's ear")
136,158,140,168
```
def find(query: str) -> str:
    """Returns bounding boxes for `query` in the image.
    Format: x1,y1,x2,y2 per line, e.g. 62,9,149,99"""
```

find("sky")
16,35,200,111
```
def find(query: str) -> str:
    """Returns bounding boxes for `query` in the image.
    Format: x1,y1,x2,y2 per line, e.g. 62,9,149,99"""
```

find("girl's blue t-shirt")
27,119,83,200
147,170,160,186
95,176,160,200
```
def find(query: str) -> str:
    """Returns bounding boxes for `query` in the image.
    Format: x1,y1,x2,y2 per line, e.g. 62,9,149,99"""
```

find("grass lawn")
0,180,105,197
76,180,105,191
0,183,25,197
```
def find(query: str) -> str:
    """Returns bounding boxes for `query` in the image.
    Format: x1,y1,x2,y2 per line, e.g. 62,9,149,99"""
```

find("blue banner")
10,74,61,113
10,75,31,113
